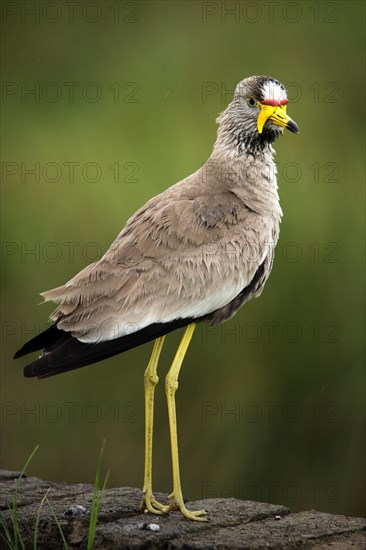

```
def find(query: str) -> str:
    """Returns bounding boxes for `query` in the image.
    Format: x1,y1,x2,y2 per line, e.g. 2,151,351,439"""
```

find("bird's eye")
246,97,257,108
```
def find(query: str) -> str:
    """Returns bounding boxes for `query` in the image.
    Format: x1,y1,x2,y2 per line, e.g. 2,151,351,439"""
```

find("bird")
14,75,299,521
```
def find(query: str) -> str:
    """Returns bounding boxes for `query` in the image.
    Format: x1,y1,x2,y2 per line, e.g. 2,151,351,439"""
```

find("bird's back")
40,152,281,344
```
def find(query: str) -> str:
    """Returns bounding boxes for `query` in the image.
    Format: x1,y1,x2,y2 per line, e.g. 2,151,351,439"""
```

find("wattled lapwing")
14,75,299,521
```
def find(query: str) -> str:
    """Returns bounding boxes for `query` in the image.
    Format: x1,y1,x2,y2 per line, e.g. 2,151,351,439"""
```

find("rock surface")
0,470,365,549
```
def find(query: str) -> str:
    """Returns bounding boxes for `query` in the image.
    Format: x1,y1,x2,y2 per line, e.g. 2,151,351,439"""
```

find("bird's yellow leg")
164,324,207,521
140,336,167,515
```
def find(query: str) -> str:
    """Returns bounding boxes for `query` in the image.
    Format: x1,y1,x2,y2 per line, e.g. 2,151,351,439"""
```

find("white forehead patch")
262,81,287,102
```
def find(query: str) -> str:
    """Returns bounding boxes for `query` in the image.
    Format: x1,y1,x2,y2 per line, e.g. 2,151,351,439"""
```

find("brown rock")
0,470,365,549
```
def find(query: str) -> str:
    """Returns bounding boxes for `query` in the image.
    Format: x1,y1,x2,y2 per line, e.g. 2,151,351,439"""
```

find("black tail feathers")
14,318,196,379
14,324,69,359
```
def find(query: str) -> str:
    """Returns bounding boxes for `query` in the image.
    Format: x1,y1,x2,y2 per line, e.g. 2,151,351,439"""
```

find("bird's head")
216,75,299,154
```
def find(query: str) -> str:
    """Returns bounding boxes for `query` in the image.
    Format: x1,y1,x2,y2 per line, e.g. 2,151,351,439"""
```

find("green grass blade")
0,511,16,549
34,488,49,550
45,497,68,550
87,440,109,550
4,445,40,550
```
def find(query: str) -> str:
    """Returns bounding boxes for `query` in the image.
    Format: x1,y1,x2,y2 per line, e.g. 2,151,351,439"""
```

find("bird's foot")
164,491,208,522
140,490,168,515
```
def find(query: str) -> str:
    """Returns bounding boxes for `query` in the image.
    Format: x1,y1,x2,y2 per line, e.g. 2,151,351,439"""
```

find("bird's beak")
257,103,300,135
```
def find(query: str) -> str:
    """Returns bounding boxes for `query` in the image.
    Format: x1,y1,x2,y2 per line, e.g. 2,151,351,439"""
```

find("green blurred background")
1,1,365,518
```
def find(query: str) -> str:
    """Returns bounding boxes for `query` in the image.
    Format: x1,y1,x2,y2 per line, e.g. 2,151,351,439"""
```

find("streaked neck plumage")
210,117,283,221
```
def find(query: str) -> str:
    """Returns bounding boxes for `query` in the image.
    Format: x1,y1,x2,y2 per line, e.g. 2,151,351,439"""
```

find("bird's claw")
141,490,208,521
165,494,208,522
140,491,169,515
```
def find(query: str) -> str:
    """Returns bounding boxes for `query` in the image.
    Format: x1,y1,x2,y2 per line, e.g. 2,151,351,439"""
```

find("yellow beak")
257,104,299,134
